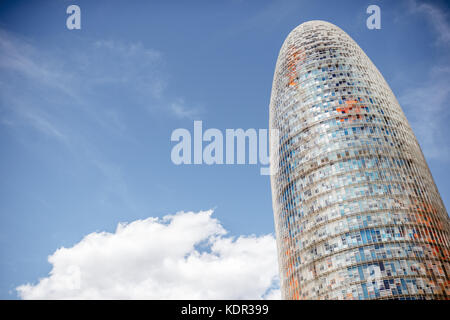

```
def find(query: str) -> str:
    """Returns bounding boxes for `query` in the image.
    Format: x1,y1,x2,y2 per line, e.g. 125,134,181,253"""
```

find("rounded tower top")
280,20,348,50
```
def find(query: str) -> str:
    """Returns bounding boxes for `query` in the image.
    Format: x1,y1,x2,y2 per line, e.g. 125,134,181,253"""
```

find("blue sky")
0,0,449,299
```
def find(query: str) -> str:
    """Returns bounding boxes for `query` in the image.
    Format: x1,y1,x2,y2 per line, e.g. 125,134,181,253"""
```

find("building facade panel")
269,21,450,299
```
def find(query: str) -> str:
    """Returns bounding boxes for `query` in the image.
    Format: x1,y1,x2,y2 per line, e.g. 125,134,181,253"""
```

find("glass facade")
269,21,450,300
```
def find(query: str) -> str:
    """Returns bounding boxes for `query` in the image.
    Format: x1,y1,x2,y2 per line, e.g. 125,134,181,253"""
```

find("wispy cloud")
398,1,450,161
245,0,302,29
407,0,450,45
224,0,304,36
0,28,201,133
169,98,202,120
0,28,204,206
0,90,69,143
21,109,68,142
0,30,78,99
399,66,450,160
0,30,173,213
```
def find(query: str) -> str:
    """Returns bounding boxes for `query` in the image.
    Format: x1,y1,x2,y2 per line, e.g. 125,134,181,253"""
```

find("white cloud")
16,210,280,300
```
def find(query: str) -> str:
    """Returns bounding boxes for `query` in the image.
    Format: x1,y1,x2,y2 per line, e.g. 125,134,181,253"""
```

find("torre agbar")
269,21,450,300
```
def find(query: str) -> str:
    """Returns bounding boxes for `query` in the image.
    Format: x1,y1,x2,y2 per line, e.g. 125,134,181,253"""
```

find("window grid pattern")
269,21,450,300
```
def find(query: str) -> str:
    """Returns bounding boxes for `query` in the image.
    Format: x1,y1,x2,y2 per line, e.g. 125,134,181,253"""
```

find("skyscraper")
269,21,450,300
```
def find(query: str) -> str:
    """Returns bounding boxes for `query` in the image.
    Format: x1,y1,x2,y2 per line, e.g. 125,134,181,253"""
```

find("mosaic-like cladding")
269,21,450,300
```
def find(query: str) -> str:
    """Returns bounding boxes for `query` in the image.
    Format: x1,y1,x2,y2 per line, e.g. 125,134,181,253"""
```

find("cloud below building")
16,210,280,300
